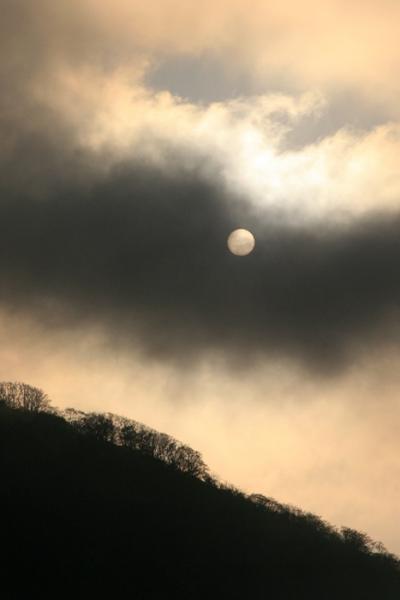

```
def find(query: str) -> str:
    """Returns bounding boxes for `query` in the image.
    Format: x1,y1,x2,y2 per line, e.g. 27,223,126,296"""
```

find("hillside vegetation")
1,382,399,599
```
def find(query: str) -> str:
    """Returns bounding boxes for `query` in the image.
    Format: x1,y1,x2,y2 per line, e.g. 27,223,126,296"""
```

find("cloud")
4,0,400,109
2,0,400,375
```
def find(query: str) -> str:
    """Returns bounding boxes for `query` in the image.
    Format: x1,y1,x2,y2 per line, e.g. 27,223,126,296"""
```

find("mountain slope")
1,402,399,599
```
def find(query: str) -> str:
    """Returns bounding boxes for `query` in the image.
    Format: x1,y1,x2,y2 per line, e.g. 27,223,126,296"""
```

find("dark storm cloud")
2,139,400,373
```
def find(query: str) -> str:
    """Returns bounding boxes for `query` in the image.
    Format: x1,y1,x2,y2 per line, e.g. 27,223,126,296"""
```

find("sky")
2,0,400,552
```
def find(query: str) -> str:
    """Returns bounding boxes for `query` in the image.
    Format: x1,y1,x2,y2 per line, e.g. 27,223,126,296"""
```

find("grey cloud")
281,90,394,150
146,53,296,104
147,55,394,144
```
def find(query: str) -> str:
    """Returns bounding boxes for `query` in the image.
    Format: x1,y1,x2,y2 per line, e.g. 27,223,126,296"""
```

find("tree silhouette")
64,409,211,479
2,387,400,599
74,412,116,443
0,381,49,412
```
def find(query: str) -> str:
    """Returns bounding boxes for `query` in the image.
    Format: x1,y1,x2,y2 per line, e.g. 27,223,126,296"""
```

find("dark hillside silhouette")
1,383,399,599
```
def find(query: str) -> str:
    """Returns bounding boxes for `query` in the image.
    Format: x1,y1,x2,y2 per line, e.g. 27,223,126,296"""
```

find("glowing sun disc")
227,228,255,256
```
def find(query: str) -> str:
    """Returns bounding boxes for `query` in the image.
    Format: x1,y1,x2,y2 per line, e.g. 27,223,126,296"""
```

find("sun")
227,228,255,256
